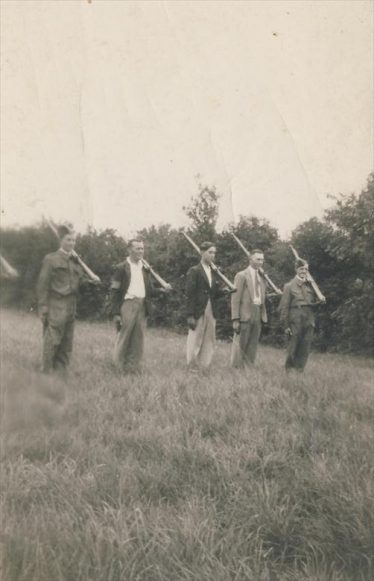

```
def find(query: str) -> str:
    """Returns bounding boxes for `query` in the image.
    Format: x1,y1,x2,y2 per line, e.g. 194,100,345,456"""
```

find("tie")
255,270,261,300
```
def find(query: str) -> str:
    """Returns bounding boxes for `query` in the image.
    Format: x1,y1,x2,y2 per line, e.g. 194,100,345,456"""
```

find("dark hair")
251,248,264,255
200,241,216,251
128,238,144,248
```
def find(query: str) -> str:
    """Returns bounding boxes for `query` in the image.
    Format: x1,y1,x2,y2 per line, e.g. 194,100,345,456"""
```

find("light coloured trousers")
230,306,262,367
114,298,146,373
186,301,216,369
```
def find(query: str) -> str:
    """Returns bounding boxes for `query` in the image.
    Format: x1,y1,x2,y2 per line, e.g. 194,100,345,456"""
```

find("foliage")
1,174,373,354
183,180,220,242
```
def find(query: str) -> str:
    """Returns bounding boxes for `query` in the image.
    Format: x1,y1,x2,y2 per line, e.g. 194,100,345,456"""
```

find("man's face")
202,247,216,265
297,265,308,280
250,253,264,270
60,233,76,253
129,241,145,262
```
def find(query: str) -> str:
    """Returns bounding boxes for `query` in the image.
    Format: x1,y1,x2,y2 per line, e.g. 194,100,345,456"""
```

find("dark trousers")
114,298,146,373
42,295,76,374
285,308,315,372
231,306,262,367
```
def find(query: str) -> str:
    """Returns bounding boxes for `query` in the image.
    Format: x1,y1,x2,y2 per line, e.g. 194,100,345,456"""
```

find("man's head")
295,259,309,280
58,224,76,253
128,239,145,262
249,249,264,270
200,241,216,265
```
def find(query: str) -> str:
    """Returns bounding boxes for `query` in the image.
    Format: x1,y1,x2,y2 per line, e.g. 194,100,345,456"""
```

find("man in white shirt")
230,249,268,367
110,239,171,373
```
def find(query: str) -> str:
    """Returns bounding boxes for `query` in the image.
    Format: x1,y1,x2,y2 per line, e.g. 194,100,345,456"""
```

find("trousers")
186,301,216,368
285,307,315,372
113,298,146,372
230,306,262,367
42,294,76,374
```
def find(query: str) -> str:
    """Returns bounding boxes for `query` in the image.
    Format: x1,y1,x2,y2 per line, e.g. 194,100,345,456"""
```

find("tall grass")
1,309,373,580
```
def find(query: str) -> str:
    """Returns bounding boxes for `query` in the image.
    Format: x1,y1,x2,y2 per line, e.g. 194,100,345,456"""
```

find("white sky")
1,0,373,238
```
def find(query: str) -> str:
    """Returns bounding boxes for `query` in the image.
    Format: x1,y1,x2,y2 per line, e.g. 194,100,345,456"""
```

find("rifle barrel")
232,233,282,295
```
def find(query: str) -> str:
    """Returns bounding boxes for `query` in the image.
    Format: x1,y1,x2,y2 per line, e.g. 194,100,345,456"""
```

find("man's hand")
40,312,48,326
113,315,122,332
159,283,173,293
222,286,236,295
232,320,240,335
187,316,197,330
285,327,292,337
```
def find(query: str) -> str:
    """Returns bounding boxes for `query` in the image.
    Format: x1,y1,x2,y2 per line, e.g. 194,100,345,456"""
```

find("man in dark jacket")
278,259,318,372
37,224,85,375
185,241,230,370
109,239,171,373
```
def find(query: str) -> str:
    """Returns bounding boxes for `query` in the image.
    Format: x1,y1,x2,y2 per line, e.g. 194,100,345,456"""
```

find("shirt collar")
127,257,142,267
59,248,71,257
296,275,306,284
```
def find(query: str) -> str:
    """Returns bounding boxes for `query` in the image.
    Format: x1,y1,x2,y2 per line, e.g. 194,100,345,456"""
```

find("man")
230,249,268,367
37,224,85,375
278,259,317,372
109,239,171,374
185,241,230,370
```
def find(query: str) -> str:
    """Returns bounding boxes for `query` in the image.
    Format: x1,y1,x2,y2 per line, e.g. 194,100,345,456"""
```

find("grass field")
1,309,373,581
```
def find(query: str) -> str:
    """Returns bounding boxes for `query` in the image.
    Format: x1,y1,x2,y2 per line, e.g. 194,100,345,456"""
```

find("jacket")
185,263,226,320
37,250,84,316
278,276,317,328
109,260,158,317
231,268,267,323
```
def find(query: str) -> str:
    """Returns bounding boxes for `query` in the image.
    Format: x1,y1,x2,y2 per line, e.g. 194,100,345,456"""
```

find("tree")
183,180,220,242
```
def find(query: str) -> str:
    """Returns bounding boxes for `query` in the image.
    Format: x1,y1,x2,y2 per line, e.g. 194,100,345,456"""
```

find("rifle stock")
141,259,172,290
289,245,326,302
0,255,19,278
183,232,236,291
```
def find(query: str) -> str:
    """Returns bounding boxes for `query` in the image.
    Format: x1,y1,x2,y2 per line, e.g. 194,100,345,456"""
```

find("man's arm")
37,256,52,320
109,265,124,318
231,272,244,321
278,283,291,329
185,267,198,318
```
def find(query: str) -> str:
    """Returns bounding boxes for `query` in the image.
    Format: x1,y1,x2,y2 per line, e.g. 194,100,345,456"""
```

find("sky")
1,0,372,238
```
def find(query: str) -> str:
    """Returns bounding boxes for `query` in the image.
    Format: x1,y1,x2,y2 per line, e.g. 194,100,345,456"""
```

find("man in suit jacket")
185,241,229,370
109,239,171,373
230,249,268,367
278,259,317,372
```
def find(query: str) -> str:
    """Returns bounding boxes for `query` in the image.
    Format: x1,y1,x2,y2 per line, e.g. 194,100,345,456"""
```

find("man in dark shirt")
37,225,85,375
185,242,230,370
278,259,318,372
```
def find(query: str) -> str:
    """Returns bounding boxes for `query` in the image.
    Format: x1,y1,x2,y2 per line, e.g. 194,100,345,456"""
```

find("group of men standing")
37,225,320,378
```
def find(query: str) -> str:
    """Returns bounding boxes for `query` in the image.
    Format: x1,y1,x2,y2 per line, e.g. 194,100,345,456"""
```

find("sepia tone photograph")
0,1,373,580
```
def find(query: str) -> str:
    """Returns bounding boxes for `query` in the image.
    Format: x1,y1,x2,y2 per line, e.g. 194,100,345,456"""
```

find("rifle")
44,217,101,282
182,232,236,291
0,254,19,278
141,258,172,290
231,233,282,296
289,245,326,303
